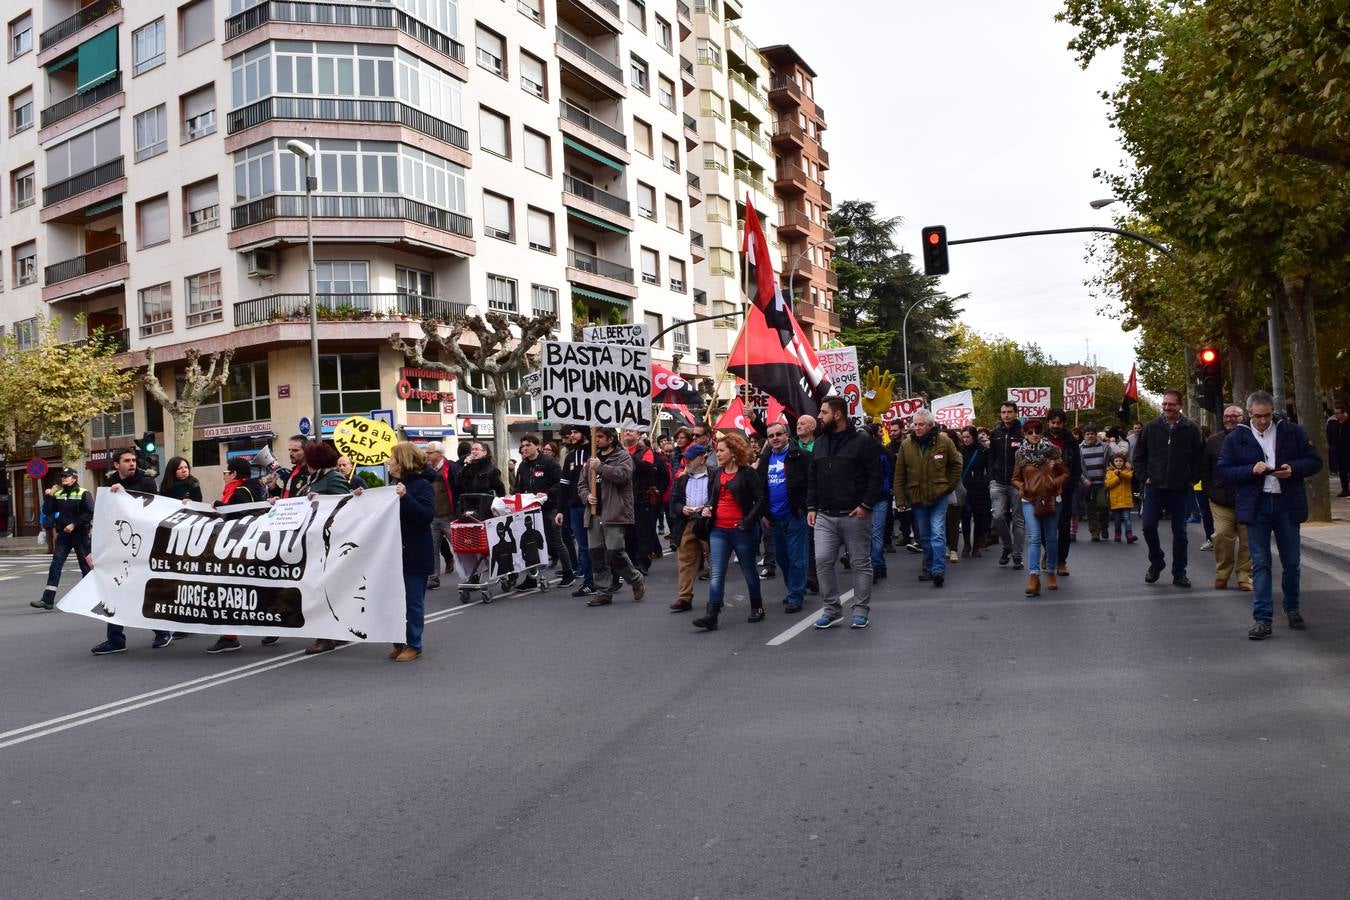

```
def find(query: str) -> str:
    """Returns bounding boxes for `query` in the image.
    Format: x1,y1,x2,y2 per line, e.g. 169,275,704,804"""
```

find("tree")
0,317,136,464
391,312,557,465
954,327,1064,422
144,347,235,466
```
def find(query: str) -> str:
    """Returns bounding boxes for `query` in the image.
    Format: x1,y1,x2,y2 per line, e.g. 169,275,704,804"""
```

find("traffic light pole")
947,226,1174,259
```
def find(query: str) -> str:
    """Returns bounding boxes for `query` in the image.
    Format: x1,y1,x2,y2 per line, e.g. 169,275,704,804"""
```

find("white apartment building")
2,0,706,530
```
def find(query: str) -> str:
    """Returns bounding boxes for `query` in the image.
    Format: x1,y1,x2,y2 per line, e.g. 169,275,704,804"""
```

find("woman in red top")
693,431,767,631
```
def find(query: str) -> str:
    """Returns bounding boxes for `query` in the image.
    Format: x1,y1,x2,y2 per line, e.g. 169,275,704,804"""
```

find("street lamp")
901,296,929,399
1088,198,1118,210
285,139,321,442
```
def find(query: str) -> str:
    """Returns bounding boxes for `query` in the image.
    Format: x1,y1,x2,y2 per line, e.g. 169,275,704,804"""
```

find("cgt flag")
1118,363,1139,424
714,397,751,433
727,196,830,415
652,363,703,407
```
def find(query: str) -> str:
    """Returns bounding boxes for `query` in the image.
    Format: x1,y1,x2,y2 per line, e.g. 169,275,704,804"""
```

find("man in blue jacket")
1216,390,1322,640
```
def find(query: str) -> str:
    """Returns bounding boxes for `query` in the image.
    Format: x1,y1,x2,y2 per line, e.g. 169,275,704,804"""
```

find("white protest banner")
524,370,543,401
485,508,551,579
58,488,406,641
1008,386,1051,418
1063,374,1096,411
736,383,771,419
932,389,975,428
538,340,652,429
881,397,927,425
582,323,649,347
817,346,863,423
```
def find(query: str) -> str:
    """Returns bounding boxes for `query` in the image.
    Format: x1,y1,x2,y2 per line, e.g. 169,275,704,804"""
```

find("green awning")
571,286,630,307
563,137,625,173
85,197,124,215
566,207,629,235
77,28,118,93
46,51,78,74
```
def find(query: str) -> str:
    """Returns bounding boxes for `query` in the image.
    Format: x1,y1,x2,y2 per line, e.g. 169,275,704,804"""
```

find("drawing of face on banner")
484,509,551,578
314,494,390,640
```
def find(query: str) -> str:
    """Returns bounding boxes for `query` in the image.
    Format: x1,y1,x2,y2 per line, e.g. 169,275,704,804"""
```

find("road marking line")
0,603,481,751
766,589,855,646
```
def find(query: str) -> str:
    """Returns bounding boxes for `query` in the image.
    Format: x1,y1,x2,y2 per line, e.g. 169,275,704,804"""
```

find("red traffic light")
927,232,941,245
1200,348,1217,364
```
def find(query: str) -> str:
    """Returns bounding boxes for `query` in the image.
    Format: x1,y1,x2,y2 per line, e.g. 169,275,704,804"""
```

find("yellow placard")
332,416,397,466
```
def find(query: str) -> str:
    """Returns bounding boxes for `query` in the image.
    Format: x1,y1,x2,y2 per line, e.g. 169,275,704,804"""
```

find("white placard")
817,346,863,423
485,508,552,578
258,497,310,531
932,389,975,428
1063,374,1096,411
538,340,652,429
582,323,649,347
1007,386,1051,418
881,397,927,425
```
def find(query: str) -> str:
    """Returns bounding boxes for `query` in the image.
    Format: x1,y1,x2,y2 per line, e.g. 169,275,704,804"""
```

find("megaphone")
253,445,279,472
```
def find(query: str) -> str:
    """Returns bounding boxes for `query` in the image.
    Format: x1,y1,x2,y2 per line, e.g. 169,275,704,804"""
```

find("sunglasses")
1023,428,1042,435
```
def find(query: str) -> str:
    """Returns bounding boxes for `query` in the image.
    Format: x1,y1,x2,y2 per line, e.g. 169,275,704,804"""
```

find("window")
708,193,731,223
396,266,434,298
179,0,213,53
636,181,655,220
483,192,514,240
526,207,553,252
669,257,686,293
627,0,646,31
671,319,690,352
523,127,550,175
644,312,663,348
633,118,652,157
320,353,380,416
187,360,271,425
466,369,531,415
630,55,649,93
139,283,174,336
14,241,36,286
703,142,728,173
479,106,509,157
183,178,219,233
134,105,168,161
11,165,34,210
9,88,32,134
531,284,557,317
519,51,546,99
662,135,679,172
316,261,369,298
9,12,32,60
655,15,672,51
92,399,135,440
664,195,683,231
476,24,506,78
138,196,170,248
486,274,517,312
15,318,39,350
697,39,722,69
699,90,725,121
518,0,542,22
708,247,734,277
46,120,121,182
658,75,675,111
133,19,167,74
640,247,659,285
185,269,223,327
181,85,216,141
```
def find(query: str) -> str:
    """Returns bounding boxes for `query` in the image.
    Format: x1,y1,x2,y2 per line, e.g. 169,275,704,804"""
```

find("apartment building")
1,0,705,529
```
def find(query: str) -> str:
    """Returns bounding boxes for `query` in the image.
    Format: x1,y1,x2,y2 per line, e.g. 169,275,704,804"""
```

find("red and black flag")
1117,363,1139,424
727,196,831,415
651,363,704,407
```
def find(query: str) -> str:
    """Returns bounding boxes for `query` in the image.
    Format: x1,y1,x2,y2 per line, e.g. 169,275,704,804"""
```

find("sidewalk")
0,533,52,557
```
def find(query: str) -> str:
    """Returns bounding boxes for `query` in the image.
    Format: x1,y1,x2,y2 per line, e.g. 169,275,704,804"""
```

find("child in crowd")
1104,454,1137,543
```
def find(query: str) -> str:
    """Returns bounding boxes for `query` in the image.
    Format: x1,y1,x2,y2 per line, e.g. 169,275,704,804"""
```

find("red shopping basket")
450,522,488,555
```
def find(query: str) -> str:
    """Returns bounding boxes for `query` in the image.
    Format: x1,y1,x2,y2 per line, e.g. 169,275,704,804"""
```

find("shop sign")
201,420,273,440
397,367,456,404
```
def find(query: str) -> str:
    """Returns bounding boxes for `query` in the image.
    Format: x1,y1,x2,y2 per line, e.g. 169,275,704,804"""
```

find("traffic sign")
298,416,312,436
369,409,395,429
26,458,48,479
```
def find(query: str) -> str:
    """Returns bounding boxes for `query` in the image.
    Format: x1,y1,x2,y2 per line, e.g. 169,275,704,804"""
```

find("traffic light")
1195,347,1223,414
135,431,159,475
921,226,949,276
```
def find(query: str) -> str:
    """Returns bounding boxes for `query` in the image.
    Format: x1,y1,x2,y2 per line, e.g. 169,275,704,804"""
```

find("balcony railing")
563,174,630,215
44,242,126,286
728,71,763,102
816,146,830,167
231,193,473,237
588,0,621,17
734,168,767,194
769,76,804,102
772,117,805,144
559,100,626,148
820,185,833,207
567,248,634,283
690,230,704,247
775,163,811,189
39,0,119,51
43,157,124,208
66,327,129,354
778,209,812,233
227,96,468,150
681,56,695,76
731,118,767,149
40,73,122,130
684,113,698,133
677,1,692,23
687,171,701,189
555,26,622,82
234,292,469,327
224,1,465,63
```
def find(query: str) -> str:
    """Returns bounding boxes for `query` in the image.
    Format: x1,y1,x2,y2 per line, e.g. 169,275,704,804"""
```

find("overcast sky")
741,0,1136,374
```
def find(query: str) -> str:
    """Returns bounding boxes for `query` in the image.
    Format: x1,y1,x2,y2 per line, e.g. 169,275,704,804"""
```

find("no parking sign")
26,458,48,479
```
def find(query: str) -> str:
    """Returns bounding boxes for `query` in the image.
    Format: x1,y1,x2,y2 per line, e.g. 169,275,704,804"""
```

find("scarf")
1015,440,1060,469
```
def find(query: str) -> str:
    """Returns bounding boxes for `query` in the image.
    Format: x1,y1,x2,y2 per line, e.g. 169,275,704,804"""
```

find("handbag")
1034,495,1058,519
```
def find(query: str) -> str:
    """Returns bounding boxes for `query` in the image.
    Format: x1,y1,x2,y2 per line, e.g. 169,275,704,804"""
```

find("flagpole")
742,193,752,422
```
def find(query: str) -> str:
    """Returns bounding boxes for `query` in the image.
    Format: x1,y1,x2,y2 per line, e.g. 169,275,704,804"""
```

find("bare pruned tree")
144,347,235,467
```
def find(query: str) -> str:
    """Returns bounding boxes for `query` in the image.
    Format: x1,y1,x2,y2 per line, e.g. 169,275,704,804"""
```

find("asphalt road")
3,526,1349,899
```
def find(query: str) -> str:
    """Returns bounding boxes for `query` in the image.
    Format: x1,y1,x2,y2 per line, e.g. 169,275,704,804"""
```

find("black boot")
692,602,721,631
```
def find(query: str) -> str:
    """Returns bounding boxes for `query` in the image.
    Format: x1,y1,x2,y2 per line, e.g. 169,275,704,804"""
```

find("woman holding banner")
692,431,767,631
1011,420,1069,597
382,442,435,661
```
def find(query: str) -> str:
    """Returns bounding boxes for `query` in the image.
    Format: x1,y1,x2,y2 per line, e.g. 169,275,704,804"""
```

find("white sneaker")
1200,539,1213,551
947,550,958,563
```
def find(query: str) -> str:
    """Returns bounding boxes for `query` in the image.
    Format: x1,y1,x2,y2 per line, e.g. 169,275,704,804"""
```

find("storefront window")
319,353,382,415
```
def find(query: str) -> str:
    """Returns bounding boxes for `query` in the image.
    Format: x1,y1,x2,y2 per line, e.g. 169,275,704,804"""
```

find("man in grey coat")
577,427,645,606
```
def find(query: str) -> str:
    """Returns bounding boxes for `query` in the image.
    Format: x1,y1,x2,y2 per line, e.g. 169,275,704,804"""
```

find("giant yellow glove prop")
860,366,895,421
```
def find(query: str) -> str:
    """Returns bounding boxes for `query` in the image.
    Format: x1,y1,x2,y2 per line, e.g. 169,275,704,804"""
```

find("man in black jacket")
91,448,173,654
760,420,810,613
559,426,594,597
988,402,1026,569
807,396,884,629
515,433,573,589
1204,405,1251,590
1046,409,1082,576
1132,389,1207,587
31,468,93,611
1328,404,1350,497
668,444,713,612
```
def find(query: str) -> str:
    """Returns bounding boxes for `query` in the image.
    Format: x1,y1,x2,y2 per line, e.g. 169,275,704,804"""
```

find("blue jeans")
709,525,762,608
1247,493,1302,624
1111,509,1133,536
404,573,427,651
770,512,808,606
1142,485,1191,576
106,624,170,647
869,501,889,572
912,495,950,575
568,506,592,586
1021,501,1060,576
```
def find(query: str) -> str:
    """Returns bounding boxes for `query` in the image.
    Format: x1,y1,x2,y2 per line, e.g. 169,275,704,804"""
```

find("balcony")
825,269,838,288
683,113,699,150
734,167,768,196
768,75,805,107
820,185,833,208
40,73,122,131
224,1,466,68
728,70,764,104
690,230,706,262
232,193,470,234
566,248,638,299
676,1,693,37
555,26,626,97
39,0,119,54
794,300,841,331
43,157,124,209
816,146,830,169
227,96,468,151
558,100,629,162
778,209,811,239
557,0,623,34
771,117,805,149
563,174,629,216
233,292,468,328
44,242,126,287
774,162,812,195
680,56,696,94
687,171,703,206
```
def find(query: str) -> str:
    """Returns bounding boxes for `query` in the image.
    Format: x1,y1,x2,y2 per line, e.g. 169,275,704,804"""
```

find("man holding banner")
577,427,646,606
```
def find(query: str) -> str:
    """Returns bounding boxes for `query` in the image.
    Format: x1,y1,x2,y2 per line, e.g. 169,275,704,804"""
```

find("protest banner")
817,346,863,423
57,488,406,641
332,415,396,466
484,509,551,579
736,382,771,420
582,323,649,347
1063,374,1097,411
1007,386,1051,418
932,390,975,428
881,397,927,425
524,370,543,402
537,340,652,429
